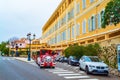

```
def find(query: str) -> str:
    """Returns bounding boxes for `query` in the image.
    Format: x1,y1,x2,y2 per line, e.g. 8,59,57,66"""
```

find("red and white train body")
35,50,56,68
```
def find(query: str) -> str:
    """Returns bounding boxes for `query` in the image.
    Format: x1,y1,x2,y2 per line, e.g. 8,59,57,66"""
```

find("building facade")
42,0,120,51
9,38,45,56
9,38,28,52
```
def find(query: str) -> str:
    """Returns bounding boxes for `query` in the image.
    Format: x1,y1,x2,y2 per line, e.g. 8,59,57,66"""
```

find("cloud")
0,0,62,43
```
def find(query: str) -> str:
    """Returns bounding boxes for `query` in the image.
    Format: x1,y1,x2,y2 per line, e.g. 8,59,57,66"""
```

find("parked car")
55,57,61,62
55,55,63,62
68,56,79,66
79,56,109,75
59,57,68,63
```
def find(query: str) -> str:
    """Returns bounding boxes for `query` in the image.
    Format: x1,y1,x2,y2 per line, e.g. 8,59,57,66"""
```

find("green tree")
64,43,100,59
102,0,120,28
0,41,9,56
85,43,101,56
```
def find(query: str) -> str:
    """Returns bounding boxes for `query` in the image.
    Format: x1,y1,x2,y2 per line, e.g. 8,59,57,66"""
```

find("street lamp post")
11,42,14,57
15,44,19,57
27,33,35,61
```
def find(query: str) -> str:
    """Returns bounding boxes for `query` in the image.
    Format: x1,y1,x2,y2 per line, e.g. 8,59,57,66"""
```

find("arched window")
88,18,91,31
98,13,101,28
82,0,86,9
76,3,80,14
90,0,94,3
91,16,96,31
76,24,80,36
67,28,70,40
72,26,74,38
82,20,86,34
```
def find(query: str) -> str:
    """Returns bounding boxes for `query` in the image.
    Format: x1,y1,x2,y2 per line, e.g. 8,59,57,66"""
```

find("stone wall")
98,36,120,77
99,44,117,68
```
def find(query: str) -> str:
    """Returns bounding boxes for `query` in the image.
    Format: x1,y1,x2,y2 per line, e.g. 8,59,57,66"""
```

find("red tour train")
33,49,57,68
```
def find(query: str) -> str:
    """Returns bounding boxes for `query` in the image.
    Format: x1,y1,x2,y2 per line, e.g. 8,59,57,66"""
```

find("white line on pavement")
79,79,99,80
74,67,79,69
53,71,74,74
67,65,71,66
48,70,69,72
58,73,81,76
78,71,85,74
55,67,64,70
64,76,90,79
45,67,64,71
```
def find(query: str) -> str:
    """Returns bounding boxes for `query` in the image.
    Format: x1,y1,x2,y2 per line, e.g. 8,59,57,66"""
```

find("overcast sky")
0,0,62,43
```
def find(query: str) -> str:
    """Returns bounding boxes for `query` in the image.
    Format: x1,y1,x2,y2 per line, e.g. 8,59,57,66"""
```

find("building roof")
42,0,65,32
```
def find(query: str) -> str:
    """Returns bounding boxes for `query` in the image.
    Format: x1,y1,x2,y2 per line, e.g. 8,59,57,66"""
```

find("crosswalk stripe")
45,67,99,80
78,71,85,74
48,68,65,70
45,67,63,70
64,76,90,79
58,73,81,76
55,67,64,70
79,79,99,80
53,71,74,74
74,67,79,69
48,70,69,72
68,65,71,66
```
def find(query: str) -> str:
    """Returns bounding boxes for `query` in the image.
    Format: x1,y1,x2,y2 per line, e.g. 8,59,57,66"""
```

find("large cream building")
42,0,120,52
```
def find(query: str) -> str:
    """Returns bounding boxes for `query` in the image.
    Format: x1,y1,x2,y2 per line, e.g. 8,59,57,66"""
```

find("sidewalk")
13,57,35,63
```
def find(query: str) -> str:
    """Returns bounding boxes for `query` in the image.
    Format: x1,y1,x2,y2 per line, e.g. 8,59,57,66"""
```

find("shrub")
85,43,101,56
64,43,100,59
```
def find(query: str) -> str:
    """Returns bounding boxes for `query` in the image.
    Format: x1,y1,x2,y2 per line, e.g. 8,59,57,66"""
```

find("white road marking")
55,67,64,70
0,57,15,60
58,73,81,76
67,65,71,66
45,67,64,71
64,76,90,79
48,70,69,72
79,71,85,73
53,71,74,74
45,66,99,80
79,79,99,80
74,67,79,69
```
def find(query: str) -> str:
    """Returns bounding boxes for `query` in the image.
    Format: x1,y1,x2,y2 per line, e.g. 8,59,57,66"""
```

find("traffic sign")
117,44,120,72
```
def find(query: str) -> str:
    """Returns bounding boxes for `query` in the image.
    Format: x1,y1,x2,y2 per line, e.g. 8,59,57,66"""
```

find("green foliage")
64,43,100,59
0,41,9,56
19,51,27,55
102,0,120,28
85,43,101,56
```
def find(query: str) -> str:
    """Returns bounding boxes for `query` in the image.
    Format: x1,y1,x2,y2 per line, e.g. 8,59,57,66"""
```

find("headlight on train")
45,56,52,62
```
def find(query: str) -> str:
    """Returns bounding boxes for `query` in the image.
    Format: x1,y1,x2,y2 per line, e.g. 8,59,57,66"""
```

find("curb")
13,57,34,63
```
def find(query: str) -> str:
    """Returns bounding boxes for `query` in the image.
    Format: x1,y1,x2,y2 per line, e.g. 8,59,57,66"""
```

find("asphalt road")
0,56,119,80
56,62,120,80
0,56,64,80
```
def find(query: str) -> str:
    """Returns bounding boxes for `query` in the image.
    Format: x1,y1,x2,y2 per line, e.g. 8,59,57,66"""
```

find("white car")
79,56,109,76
